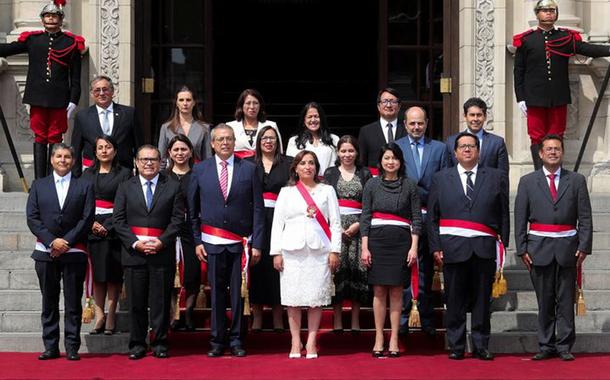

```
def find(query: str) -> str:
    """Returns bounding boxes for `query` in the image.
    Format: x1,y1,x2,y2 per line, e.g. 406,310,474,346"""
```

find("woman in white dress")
271,150,342,359
226,88,283,157
285,102,340,176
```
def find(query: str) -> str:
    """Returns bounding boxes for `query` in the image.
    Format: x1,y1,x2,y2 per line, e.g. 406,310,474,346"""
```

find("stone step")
0,232,35,251
0,332,129,353
0,251,34,271
0,269,38,290
0,193,28,212
503,269,610,290
489,311,610,332
0,212,29,231
492,290,610,312
0,290,51,312
489,332,610,353
502,249,610,270
0,311,130,333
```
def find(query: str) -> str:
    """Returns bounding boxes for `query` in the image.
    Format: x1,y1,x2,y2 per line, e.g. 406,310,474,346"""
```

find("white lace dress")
270,184,342,307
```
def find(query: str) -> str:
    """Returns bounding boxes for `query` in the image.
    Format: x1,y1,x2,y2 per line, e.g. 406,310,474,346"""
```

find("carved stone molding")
15,88,31,140
100,0,120,93
565,78,580,140
474,0,495,124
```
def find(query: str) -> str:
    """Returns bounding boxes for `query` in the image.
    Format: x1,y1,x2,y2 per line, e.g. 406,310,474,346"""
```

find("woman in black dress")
165,134,200,331
323,135,372,332
82,135,131,335
248,125,291,331
360,143,421,357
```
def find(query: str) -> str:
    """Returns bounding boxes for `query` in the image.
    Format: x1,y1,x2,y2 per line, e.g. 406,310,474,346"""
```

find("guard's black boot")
530,144,542,170
33,142,48,179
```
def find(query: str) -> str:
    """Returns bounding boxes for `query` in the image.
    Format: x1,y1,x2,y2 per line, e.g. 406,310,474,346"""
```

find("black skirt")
367,226,411,286
89,238,123,283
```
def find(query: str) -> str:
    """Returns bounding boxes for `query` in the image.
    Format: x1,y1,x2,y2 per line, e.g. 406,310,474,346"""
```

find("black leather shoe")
230,346,247,357
422,326,437,337
532,351,556,360
559,352,575,361
473,348,494,361
207,347,224,357
448,351,464,360
128,348,146,360
66,351,80,361
38,349,60,360
372,350,384,358
388,351,400,358
152,350,169,359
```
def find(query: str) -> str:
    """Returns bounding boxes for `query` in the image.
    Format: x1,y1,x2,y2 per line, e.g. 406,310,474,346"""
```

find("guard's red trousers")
526,105,567,145
29,106,68,144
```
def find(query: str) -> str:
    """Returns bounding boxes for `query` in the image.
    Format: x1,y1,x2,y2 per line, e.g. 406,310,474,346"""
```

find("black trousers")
530,260,577,353
208,248,245,349
443,255,495,353
124,264,174,351
402,231,435,328
34,260,86,352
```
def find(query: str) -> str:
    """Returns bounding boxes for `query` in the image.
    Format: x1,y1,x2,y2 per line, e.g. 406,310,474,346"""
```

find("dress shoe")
448,351,465,360
289,352,301,359
473,348,494,361
351,329,361,336
90,318,106,335
372,350,385,358
128,348,146,360
66,351,80,361
305,353,318,359
558,352,575,361
273,327,286,333
388,351,400,358
152,350,169,359
532,351,556,361
207,347,224,357
332,328,344,334
231,346,247,357
422,326,437,337
38,349,60,360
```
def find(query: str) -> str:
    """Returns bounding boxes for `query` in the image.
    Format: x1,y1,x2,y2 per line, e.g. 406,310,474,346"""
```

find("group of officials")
1,0,595,363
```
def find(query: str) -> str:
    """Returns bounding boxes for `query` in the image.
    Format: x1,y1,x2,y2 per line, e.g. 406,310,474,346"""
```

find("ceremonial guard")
513,0,610,169
0,0,85,179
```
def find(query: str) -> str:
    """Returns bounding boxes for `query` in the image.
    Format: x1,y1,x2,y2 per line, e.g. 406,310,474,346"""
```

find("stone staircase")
1,191,609,353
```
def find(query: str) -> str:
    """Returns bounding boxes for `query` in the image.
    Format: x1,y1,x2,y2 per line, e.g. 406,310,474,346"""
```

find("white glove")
66,102,77,119
518,101,527,116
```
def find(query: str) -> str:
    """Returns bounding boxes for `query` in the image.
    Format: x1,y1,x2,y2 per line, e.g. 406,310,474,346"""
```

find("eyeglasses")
379,99,400,106
213,136,235,143
539,8,557,13
457,144,477,151
542,147,562,152
92,87,112,94
260,136,277,142
137,157,160,164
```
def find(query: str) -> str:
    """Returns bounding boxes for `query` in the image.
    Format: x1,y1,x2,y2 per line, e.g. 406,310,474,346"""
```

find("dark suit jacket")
446,130,509,175
71,103,143,177
26,174,95,263
395,136,451,207
427,166,510,263
113,173,185,267
514,168,593,267
359,120,406,168
188,156,265,254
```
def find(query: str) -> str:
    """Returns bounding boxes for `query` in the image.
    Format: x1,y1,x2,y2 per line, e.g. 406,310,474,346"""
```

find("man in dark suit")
513,0,610,169
446,98,509,176
428,132,509,360
395,106,451,337
188,123,264,357
113,145,184,360
71,75,142,177
514,134,592,361
359,88,406,171
26,143,95,361
0,3,85,178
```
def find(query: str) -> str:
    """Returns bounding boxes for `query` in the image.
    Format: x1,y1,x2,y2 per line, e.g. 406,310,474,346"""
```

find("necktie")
387,123,394,143
219,161,228,200
411,141,421,178
465,171,474,205
146,181,153,210
102,109,110,135
548,173,558,201
58,178,66,208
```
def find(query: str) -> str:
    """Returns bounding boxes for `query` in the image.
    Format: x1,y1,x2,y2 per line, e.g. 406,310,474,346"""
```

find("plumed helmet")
40,0,66,18
534,0,559,13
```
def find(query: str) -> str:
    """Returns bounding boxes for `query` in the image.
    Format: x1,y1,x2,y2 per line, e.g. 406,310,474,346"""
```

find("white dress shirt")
53,171,72,209
456,163,478,195
542,166,561,189
380,118,398,143
465,127,484,152
285,134,340,176
215,154,235,195
96,103,115,135
139,173,159,201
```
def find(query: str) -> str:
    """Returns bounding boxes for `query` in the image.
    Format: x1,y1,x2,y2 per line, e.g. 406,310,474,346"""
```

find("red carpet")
0,332,608,380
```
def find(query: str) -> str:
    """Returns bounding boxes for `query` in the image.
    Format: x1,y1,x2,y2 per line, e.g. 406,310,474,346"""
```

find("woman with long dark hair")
81,135,131,335
285,102,339,175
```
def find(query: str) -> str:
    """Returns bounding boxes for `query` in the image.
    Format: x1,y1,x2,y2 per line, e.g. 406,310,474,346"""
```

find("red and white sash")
338,199,362,215
371,211,411,228
95,199,113,215
439,219,506,272
82,156,94,171
35,241,93,298
200,224,251,289
295,181,332,248
529,223,577,238
234,150,256,159
263,192,278,208
130,226,163,241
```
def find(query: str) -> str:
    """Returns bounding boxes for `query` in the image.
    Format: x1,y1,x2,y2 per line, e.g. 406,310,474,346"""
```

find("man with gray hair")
71,75,142,176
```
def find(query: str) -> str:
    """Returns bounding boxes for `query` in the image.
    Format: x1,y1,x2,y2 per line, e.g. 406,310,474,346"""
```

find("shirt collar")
465,128,485,141
53,171,72,183
457,163,478,176
408,135,423,146
96,103,114,115
380,118,398,128
139,174,159,186
215,154,235,166
542,166,561,178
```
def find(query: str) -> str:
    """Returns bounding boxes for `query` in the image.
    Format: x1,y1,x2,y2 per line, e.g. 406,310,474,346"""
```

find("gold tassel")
576,288,586,316
498,270,508,296
408,299,421,328
432,267,442,292
120,283,127,301
195,284,207,309
241,269,250,316
492,271,501,298
173,291,181,321
81,297,94,323
174,263,181,288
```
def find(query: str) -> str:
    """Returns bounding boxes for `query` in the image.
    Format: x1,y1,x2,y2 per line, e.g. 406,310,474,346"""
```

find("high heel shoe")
289,352,301,359
89,318,106,335
372,350,385,358
305,353,318,359
388,350,400,358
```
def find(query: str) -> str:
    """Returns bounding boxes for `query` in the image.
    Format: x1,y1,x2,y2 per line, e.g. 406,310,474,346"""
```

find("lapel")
111,103,122,138
132,176,148,212
402,139,418,181
89,106,104,135
149,173,166,213
555,168,571,203
448,168,468,204
61,176,78,212
227,158,241,202
535,170,555,205
374,121,386,146
469,166,485,207
420,137,432,177
46,175,62,211
209,158,224,201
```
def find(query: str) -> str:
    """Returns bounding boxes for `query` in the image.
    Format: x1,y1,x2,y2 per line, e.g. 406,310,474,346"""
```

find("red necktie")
220,161,228,200
547,173,557,201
